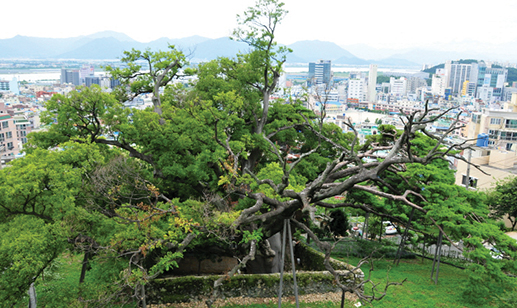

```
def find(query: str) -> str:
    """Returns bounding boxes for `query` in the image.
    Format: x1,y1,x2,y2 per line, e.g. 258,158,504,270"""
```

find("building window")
7,142,13,150
490,118,501,125
0,133,3,142
488,129,499,139
5,131,11,139
1,121,8,128
505,119,517,129
500,132,517,141
472,114,481,124
462,175,478,188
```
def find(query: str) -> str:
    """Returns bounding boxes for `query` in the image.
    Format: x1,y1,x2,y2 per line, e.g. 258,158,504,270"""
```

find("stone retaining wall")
148,270,355,304
148,241,364,304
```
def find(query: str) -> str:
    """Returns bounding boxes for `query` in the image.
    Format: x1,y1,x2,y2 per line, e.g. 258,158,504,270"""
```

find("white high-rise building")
348,78,367,101
432,68,448,96
367,64,377,102
446,61,478,96
390,77,407,97
79,65,94,82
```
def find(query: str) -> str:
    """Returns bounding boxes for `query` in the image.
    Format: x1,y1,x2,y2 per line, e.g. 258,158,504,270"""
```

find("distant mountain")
145,35,212,51
82,31,137,42
339,44,406,61
188,37,249,62
388,49,463,66
0,31,421,67
287,40,363,64
333,55,368,65
373,57,419,67
0,35,81,58
56,37,138,59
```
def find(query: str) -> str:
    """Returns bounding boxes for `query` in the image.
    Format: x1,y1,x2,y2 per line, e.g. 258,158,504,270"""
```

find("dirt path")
152,291,358,307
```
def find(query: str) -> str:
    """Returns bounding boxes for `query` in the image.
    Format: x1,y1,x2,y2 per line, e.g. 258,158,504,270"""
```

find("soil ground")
151,291,359,307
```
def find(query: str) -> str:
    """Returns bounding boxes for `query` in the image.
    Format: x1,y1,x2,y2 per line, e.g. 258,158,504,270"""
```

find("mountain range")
3,31,512,68
0,31,423,68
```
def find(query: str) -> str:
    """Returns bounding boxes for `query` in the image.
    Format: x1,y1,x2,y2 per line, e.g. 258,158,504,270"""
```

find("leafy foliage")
487,176,517,230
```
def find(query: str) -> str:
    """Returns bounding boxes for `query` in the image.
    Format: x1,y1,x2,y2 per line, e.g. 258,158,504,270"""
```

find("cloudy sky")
3,0,517,53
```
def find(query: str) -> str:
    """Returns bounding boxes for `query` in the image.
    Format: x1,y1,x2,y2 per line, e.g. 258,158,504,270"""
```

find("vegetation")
1,1,516,307
31,240,517,308
487,176,517,230
376,75,393,84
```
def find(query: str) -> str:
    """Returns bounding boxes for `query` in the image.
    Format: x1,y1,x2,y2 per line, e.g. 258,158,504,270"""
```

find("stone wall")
148,271,354,304
148,241,364,304
171,256,238,275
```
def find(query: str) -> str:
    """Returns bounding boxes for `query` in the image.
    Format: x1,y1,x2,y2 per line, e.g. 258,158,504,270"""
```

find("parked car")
383,221,397,235
489,247,503,260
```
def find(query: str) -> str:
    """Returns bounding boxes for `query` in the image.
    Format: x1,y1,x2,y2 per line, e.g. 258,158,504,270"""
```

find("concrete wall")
455,159,515,228
455,160,513,190
489,151,515,169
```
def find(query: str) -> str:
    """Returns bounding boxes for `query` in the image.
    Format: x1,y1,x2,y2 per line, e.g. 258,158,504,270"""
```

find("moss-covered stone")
147,242,364,305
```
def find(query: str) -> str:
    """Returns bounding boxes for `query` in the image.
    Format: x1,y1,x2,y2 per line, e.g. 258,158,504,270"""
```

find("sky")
3,0,517,54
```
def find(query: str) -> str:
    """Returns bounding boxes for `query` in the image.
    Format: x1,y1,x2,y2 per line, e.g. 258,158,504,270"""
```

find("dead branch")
206,239,257,308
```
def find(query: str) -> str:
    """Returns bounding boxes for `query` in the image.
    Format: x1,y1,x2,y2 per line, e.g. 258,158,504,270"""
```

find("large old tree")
3,0,516,306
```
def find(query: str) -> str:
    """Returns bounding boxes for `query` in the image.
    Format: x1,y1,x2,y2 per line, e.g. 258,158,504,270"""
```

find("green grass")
31,241,514,308
218,257,473,308
218,238,503,308
351,257,471,308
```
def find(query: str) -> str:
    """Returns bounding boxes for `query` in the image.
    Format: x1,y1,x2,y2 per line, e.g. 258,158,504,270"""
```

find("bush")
328,210,349,237
461,262,517,306
329,239,415,260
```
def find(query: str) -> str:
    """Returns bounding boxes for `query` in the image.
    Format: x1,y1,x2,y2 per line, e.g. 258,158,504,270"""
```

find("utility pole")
464,148,472,188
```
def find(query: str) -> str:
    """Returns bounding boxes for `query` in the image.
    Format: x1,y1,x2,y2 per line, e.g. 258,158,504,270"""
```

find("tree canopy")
3,0,517,306
487,176,517,230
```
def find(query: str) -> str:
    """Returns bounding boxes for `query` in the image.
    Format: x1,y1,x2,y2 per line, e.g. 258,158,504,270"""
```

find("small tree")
328,209,349,237
487,176,517,230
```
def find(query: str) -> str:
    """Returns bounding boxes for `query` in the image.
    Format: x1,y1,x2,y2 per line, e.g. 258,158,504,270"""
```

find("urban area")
2,58,517,194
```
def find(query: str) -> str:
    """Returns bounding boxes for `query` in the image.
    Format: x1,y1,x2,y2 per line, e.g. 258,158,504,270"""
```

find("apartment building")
390,77,407,97
0,103,19,163
466,94,517,151
348,78,367,101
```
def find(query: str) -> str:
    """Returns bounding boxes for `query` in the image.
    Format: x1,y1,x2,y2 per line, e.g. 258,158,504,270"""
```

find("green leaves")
0,144,97,223
233,0,289,64
105,46,186,101
0,216,64,305
0,143,106,305
32,85,126,149
487,176,517,230
239,228,263,244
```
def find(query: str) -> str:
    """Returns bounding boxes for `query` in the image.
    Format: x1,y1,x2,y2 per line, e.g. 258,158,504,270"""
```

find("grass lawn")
32,240,512,308
218,257,473,308
218,237,501,308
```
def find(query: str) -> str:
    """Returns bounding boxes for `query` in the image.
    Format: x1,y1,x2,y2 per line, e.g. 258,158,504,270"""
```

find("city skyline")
3,0,517,59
